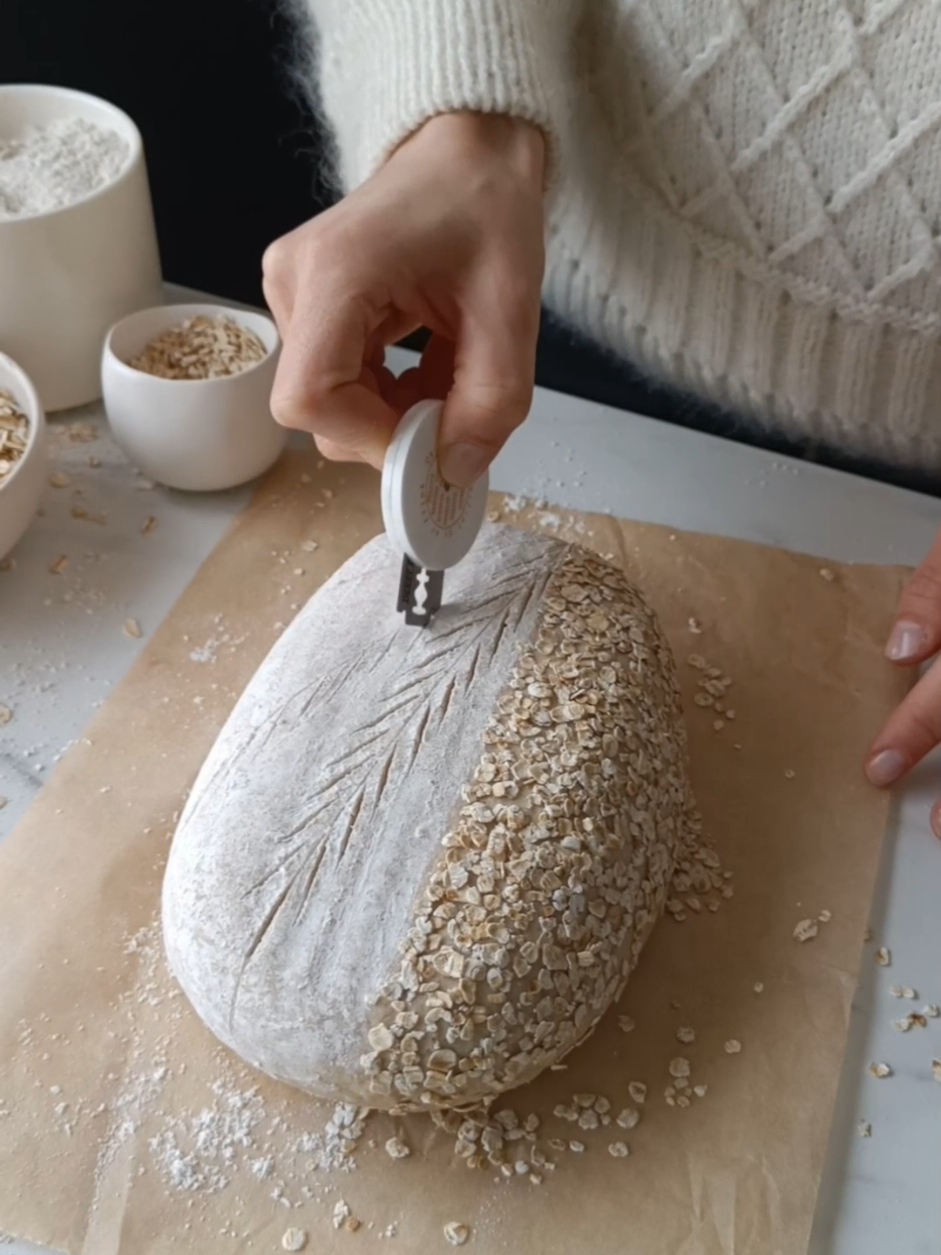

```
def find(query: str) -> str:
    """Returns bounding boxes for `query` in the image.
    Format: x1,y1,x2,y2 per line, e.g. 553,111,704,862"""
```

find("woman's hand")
262,111,546,486
866,525,941,836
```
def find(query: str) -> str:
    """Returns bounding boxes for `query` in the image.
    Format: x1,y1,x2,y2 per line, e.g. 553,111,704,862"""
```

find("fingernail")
930,799,941,840
865,748,907,787
885,620,927,661
439,442,491,488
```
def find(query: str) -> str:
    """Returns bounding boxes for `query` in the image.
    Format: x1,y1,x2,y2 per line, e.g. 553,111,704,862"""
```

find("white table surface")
1,286,939,1254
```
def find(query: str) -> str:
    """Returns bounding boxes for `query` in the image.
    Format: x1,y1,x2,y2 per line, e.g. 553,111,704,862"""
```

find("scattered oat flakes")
281,1228,308,1252
547,1138,567,1152
66,420,97,443
608,1141,629,1158
875,947,891,967
333,1202,351,1230
141,515,158,535
923,1005,939,1018
869,1062,892,1078
693,1084,708,1098
443,1222,470,1246
300,540,318,552
793,918,819,943
48,554,68,575
855,1121,871,1138
893,1016,914,1032
668,1057,691,1079
627,1082,647,1105
676,1026,696,1044
568,1140,585,1153
753,982,764,994
784,768,796,779
385,1136,410,1159
818,909,832,923
71,504,107,524
617,1015,635,1033
486,510,500,523
819,567,836,582
123,618,142,639
345,1218,362,1233
687,617,702,634
724,1040,742,1054
687,654,706,669
615,1108,639,1130
48,471,70,488
0,704,12,726
713,719,725,731
900,987,917,1000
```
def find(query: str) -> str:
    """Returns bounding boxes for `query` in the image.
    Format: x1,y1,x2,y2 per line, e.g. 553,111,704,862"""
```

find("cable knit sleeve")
300,0,574,191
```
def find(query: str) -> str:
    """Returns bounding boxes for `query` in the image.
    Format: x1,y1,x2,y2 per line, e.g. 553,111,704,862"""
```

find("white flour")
0,117,130,219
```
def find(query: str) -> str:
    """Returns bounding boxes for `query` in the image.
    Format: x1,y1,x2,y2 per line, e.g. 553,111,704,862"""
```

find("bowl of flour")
0,85,163,412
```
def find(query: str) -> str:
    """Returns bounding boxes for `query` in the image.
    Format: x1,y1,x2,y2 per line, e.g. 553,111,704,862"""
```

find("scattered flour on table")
0,117,130,219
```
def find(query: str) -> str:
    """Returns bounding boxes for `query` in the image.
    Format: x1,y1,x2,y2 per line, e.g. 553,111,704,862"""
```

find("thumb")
438,299,538,488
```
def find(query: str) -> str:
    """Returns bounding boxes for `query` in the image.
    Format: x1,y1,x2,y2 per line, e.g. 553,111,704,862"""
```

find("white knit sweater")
301,0,941,476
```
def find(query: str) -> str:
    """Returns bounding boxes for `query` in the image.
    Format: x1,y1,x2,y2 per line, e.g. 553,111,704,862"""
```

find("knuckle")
470,381,531,433
905,560,941,608
270,384,320,432
906,705,940,750
261,237,290,282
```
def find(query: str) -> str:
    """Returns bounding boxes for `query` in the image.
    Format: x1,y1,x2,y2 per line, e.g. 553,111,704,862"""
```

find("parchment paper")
0,450,911,1255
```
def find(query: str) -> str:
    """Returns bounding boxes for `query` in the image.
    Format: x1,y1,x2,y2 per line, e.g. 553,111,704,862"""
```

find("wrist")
404,111,546,191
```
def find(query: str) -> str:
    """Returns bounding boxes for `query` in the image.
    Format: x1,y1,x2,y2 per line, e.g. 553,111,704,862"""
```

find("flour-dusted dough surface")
162,524,698,1109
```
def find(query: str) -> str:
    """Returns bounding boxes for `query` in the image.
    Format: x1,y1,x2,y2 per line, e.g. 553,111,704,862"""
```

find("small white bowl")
0,353,47,560
0,84,163,412
101,303,287,491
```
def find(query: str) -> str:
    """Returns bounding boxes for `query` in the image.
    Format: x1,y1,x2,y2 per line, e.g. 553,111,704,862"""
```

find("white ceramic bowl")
101,303,286,491
0,84,163,412
0,353,47,560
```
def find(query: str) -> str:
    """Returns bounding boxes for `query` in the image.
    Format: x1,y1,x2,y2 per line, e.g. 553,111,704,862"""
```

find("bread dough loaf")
162,524,698,1110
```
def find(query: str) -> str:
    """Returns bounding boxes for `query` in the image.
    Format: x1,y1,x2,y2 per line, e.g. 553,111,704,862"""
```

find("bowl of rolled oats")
0,351,46,560
101,302,285,491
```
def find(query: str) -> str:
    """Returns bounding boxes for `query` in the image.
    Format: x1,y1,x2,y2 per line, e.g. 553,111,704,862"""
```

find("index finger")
865,654,941,786
270,285,398,469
